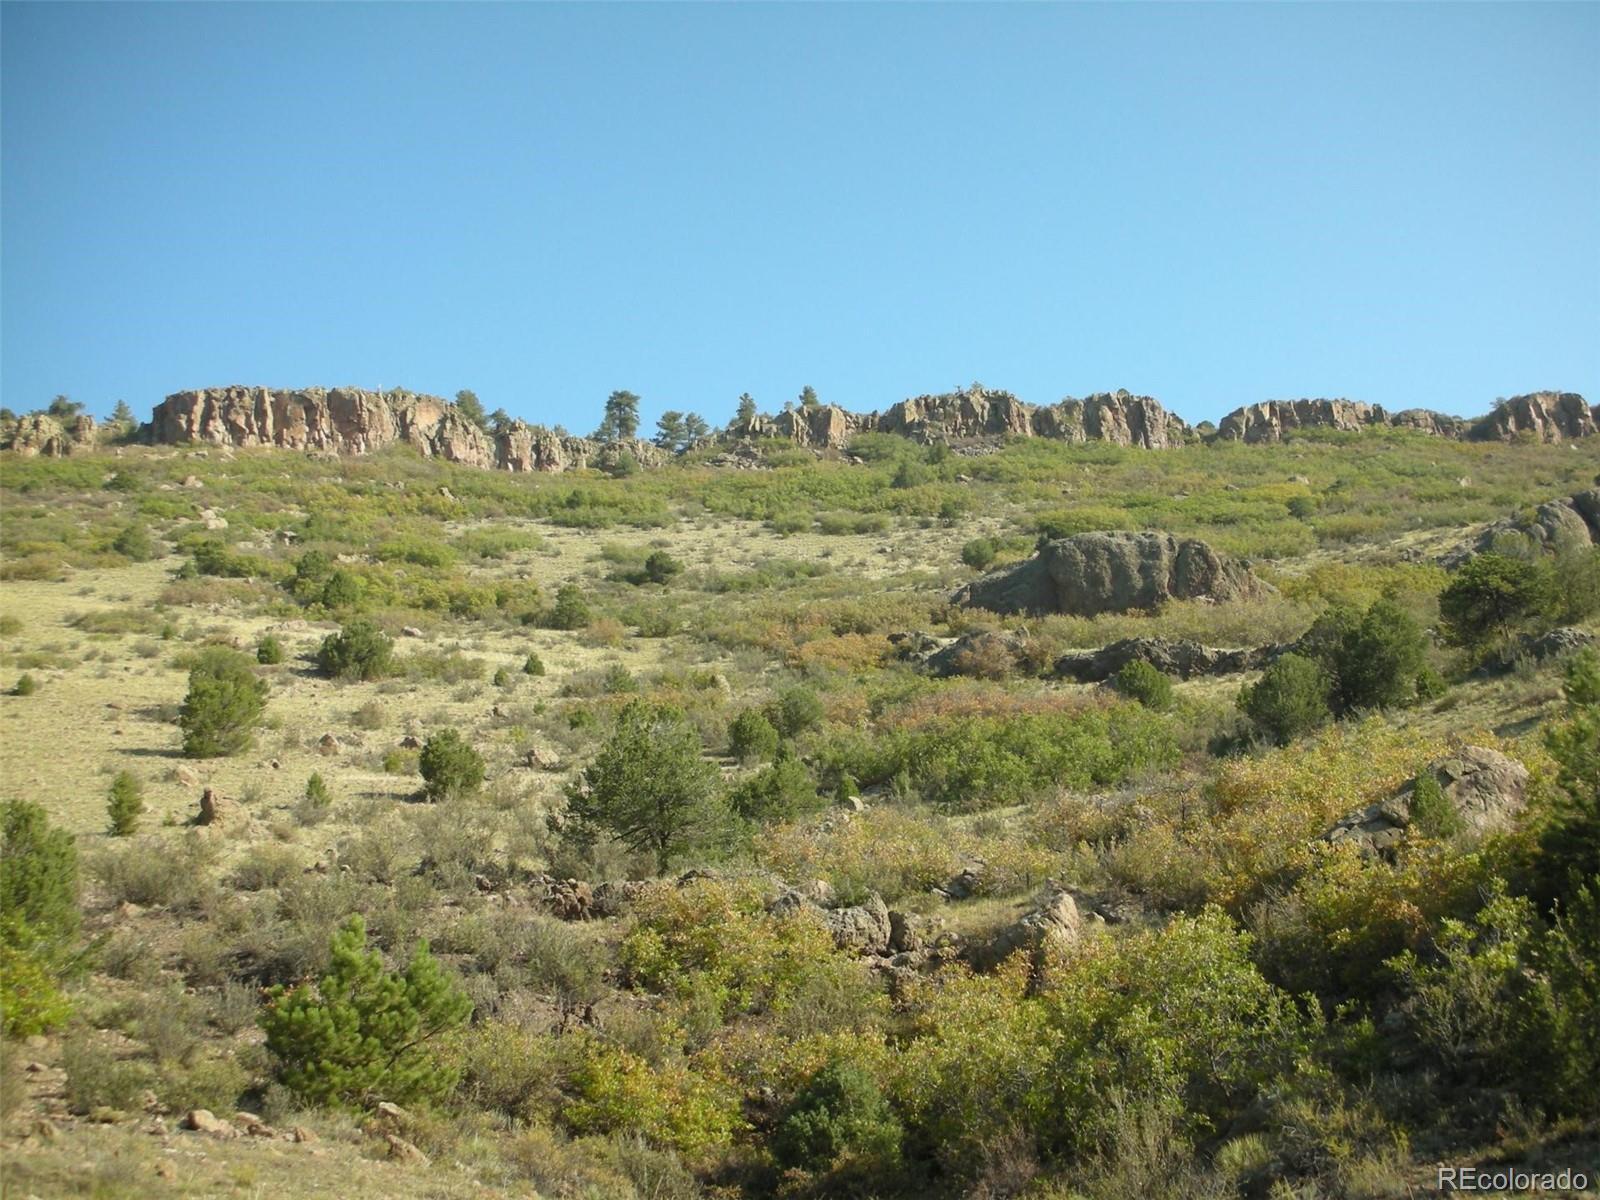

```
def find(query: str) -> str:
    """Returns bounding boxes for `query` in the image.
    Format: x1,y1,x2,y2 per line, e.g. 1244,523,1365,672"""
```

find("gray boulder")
823,893,893,955
965,887,1085,971
1322,747,1530,856
954,532,1269,617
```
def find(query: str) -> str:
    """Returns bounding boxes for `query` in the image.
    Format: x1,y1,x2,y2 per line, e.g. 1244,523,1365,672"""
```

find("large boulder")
1322,747,1529,856
1,412,97,457
954,532,1270,617
1449,487,1600,565
823,893,893,955
965,887,1085,971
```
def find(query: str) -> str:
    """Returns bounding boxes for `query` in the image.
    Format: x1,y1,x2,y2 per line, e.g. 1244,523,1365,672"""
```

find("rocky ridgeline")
138,385,665,474
3,383,1594,463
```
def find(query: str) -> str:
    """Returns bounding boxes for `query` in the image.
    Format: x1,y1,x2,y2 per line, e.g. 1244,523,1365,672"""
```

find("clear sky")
3,2,1597,432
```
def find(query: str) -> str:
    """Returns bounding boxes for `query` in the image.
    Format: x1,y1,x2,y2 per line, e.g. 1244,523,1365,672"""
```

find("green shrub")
1408,771,1462,839
1238,654,1330,746
523,651,547,676
112,523,156,562
305,772,332,810
106,771,144,837
773,1060,903,1176
319,569,364,609
1534,649,1600,908
643,550,683,585
1301,599,1430,712
961,538,998,570
727,708,780,764
12,673,36,696
766,686,825,738
729,746,820,824
260,915,471,1109
567,700,723,873
419,729,486,802
256,634,284,665
179,648,268,758
493,666,512,688
1113,660,1175,710
548,583,592,630
316,619,393,681
1439,552,1551,650
0,800,78,1035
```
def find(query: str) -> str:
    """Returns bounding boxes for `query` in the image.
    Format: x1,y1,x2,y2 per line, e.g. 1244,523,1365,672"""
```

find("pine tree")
683,412,710,442
454,389,488,431
734,393,758,426
106,771,144,836
260,915,471,1108
110,400,135,426
596,391,641,441
179,648,268,758
799,385,819,409
654,410,687,449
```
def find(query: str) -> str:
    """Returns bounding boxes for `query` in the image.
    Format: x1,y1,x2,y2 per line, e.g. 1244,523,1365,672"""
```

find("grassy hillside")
2,430,1597,1199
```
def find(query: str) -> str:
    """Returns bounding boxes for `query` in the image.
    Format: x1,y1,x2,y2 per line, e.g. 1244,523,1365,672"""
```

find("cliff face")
733,387,1192,451
129,383,1597,470
1469,392,1599,443
1214,393,1589,445
147,387,663,473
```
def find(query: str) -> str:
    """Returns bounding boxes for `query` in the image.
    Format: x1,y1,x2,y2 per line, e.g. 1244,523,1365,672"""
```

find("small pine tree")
1238,653,1330,747
1113,660,1175,710
256,634,285,665
179,648,268,758
547,584,591,631
316,620,393,681
728,709,780,764
522,651,546,676
798,385,820,409
111,523,155,562
734,393,758,427
773,1060,903,1175
1408,771,1463,839
492,666,511,688
13,673,36,696
319,569,364,610
106,771,144,837
643,550,683,585
454,389,488,431
304,772,332,809
260,915,471,1108
418,730,485,802
766,686,824,738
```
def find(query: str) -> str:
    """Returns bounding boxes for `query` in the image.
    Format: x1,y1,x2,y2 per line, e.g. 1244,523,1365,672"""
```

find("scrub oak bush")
255,634,284,665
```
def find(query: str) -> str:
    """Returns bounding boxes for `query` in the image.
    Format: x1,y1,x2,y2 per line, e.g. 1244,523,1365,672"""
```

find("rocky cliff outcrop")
1215,392,1595,445
953,531,1271,617
147,386,662,473
117,382,1598,470
1470,392,1599,443
0,412,98,457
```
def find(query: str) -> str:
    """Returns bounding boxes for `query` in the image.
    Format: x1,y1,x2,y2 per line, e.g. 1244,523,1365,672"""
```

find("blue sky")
3,2,1596,431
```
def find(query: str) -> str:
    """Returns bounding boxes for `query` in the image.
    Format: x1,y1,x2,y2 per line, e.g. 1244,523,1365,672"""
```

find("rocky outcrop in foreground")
953,532,1271,617
1321,748,1529,857
1451,488,1600,564
146,386,665,473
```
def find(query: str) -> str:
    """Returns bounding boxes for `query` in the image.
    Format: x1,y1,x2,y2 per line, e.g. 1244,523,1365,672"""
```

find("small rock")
33,1118,59,1140
384,1133,429,1166
398,734,422,750
375,1101,409,1122
153,1160,177,1180
290,1124,318,1144
175,765,201,788
24,1060,47,1073
318,733,341,756
400,626,424,638
181,1108,234,1137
